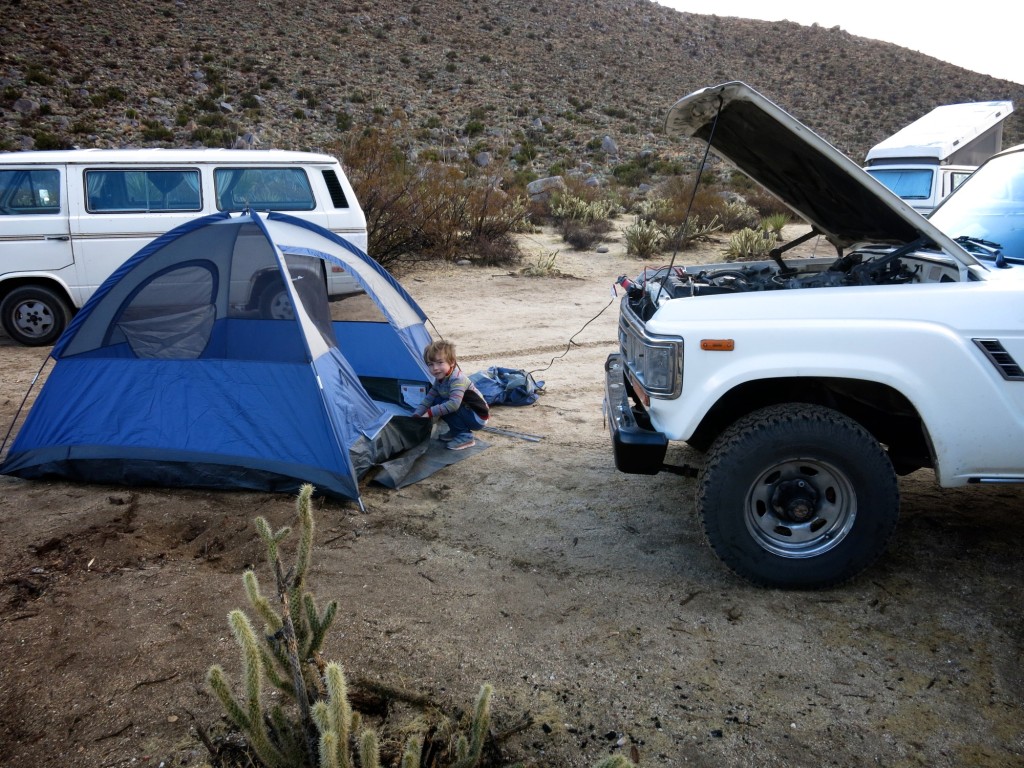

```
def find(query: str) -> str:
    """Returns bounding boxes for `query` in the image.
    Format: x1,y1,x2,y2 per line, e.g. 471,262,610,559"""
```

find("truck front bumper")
603,353,668,475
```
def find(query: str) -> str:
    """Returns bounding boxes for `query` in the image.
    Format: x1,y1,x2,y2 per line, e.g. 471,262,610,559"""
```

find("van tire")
1,286,73,346
259,286,294,320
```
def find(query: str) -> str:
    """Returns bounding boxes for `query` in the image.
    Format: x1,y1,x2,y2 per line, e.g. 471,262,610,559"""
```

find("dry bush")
653,176,743,229
651,174,790,233
559,217,613,250
744,185,794,218
338,130,527,268
463,232,523,266
338,129,425,267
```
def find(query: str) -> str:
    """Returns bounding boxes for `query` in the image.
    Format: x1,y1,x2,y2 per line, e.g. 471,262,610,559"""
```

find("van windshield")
215,167,315,212
866,168,933,200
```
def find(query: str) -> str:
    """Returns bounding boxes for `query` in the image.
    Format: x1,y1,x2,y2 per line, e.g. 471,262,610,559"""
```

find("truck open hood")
664,81,978,266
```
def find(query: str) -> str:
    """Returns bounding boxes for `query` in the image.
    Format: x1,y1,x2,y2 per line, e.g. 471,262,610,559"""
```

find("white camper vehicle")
0,148,368,345
864,100,1014,215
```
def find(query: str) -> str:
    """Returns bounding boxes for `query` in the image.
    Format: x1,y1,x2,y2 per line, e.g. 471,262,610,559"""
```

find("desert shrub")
632,196,668,223
339,129,527,267
611,158,651,187
549,192,617,224
760,212,790,237
32,131,69,150
204,484,497,768
418,168,528,265
742,184,793,219
334,111,352,132
25,66,54,86
338,129,425,266
559,217,613,250
611,151,683,188
141,119,173,142
716,200,760,231
726,226,778,261
653,176,729,227
460,233,517,266
663,214,723,251
518,249,561,276
624,217,667,259
344,130,524,268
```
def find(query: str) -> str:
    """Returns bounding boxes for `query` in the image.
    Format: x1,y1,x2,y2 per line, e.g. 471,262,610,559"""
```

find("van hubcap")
13,300,54,337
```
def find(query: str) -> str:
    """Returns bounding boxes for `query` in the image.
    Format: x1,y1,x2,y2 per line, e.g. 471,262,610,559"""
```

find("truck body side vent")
973,338,1024,381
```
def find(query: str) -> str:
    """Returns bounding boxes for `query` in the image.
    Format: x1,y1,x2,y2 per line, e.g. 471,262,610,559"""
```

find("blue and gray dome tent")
0,210,434,503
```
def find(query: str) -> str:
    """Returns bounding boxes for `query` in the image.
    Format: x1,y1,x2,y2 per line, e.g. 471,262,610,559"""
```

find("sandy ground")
0,223,1022,768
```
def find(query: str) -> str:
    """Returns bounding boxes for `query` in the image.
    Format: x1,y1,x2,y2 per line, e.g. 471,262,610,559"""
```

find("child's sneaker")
438,430,455,442
447,434,475,451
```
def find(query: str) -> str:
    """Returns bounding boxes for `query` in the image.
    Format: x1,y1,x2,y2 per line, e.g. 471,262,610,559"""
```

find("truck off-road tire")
697,403,900,589
1,285,73,346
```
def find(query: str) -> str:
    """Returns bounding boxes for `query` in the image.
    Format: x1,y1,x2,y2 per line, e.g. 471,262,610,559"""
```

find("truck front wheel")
697,404,899,589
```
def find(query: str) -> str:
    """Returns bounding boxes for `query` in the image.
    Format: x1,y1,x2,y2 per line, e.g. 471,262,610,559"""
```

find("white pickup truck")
604,82,1024,589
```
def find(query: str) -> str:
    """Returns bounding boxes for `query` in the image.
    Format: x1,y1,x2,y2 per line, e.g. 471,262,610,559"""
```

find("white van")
0,148,368,345
864,100,1014,215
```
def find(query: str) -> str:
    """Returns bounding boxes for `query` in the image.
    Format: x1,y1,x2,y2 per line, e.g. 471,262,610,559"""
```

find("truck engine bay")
618,236,962,321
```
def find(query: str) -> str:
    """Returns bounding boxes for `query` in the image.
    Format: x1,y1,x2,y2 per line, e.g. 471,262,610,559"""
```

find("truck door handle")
45,235,70,241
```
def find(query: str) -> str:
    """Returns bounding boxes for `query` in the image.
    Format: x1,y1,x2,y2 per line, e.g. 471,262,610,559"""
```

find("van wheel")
259,286,294,320
1,286,73,346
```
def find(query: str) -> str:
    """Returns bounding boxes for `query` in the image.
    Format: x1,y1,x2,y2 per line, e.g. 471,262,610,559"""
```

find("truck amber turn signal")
701,339,735,351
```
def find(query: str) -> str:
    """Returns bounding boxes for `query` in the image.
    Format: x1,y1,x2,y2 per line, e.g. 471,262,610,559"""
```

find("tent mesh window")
112,262,216,359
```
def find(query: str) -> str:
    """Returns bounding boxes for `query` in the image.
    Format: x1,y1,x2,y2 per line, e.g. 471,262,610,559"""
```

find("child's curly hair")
423,339,457,365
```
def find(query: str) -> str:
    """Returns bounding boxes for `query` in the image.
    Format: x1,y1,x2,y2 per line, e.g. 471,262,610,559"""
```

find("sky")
653,1,1023,86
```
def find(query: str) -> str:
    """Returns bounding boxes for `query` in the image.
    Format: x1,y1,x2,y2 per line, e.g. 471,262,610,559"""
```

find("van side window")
950,171,973,192
0,169,61,214
321,169,350,208
86,169,202,213
214,167,315,211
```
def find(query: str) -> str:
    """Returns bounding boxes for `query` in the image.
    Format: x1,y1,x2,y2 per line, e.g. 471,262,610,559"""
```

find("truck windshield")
866,168,933,200
929,150,1024,263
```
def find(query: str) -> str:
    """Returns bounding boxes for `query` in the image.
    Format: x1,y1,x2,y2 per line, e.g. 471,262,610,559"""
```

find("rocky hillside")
2,0,1022,175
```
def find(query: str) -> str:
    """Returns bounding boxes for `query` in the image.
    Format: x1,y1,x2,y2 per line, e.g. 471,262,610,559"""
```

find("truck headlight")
619,306,682,398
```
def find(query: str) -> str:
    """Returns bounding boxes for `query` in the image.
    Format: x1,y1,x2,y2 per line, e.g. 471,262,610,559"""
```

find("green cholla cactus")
205,485,499,768
726,226,778,262
206,483,342,766
718,199,761,231
624,216,667,258
450,684,493,768
632,196,668,222
550,193,618,224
